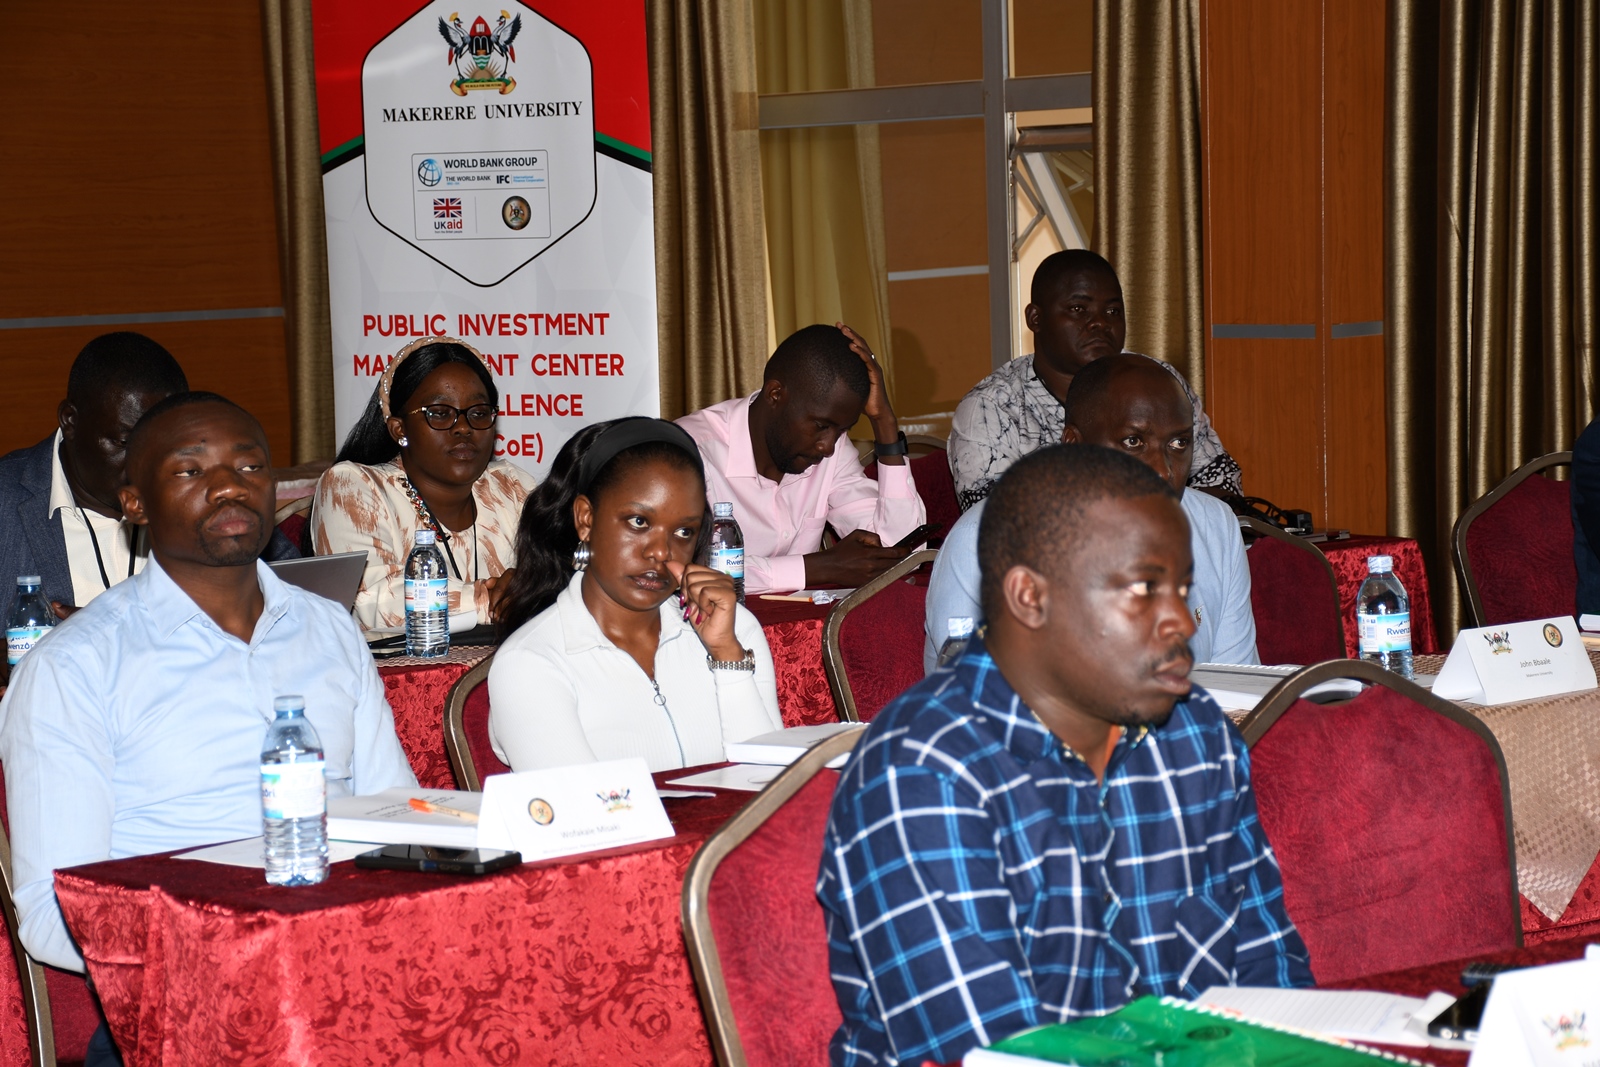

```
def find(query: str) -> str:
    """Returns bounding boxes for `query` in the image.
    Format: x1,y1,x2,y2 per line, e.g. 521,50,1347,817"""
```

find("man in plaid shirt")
817,445,1311,1066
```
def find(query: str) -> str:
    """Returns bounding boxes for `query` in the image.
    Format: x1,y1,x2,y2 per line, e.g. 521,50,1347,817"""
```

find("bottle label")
6,626,46,666
404,577,449,613
709,546,745,581
260,761,326,820
1358,611,1412,654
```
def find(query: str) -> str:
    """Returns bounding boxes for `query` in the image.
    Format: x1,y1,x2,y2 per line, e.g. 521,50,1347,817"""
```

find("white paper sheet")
666,764,786,792
1196,986,1429,1046
175,836,375,869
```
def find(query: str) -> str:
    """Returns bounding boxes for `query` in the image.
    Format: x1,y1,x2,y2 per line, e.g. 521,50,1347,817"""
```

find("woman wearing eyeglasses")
311,337,537,631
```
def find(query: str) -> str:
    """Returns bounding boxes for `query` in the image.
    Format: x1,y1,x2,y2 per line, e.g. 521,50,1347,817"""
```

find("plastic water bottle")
405,528,450,657
6,576,54,667
937,617,976,668
708,502,746,604
1357,555,1413,679
261,695,328,886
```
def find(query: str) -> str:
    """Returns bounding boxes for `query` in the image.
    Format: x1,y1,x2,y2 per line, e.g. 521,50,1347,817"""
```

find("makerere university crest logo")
438,10,522,95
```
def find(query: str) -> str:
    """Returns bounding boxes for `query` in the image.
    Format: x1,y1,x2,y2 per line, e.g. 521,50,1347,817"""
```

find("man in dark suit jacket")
0,332,190,621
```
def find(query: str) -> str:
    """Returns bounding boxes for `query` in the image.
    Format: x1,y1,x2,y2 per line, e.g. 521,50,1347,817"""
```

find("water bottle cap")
713,502,734,519
414,529,437,546
15,576,39,587
949,616,976,638
1367,555,1394,573
273,695,305,714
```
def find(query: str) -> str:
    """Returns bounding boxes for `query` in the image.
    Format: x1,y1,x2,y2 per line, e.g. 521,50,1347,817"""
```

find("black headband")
576,417,704,493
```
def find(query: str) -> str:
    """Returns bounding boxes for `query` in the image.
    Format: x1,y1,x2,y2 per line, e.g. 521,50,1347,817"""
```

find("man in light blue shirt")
0,392,417,976
927,354,1258,672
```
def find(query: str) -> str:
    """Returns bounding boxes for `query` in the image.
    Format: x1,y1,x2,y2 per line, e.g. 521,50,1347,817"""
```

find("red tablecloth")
745,598,838,727
53,769,752,1066
1319,535,1440,655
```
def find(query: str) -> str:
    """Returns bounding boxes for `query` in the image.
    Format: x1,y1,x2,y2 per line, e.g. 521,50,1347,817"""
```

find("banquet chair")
1451,451,1574,627
682,727,860,1067
822,549,937,722
442,655,507,792
274,495,313,557
0,768,102,1066
1241,659,1520,984
1240,516,1346,664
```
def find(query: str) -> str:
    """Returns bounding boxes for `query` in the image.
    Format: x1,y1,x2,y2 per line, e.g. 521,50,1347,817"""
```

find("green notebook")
964,996,1429,1067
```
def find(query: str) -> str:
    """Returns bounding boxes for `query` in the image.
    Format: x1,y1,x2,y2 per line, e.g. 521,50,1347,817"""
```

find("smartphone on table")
892,523,944,551
355,844,522,875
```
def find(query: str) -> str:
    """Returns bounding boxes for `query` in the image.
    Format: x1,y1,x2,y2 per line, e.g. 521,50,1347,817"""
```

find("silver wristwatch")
707,649,756,672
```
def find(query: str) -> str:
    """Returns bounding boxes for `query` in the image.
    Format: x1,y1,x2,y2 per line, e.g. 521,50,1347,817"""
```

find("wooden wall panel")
0,1,291,460
0,320,293,464
0,4,282,318
1323,0,1388,533
1200,0,1321,326
1201,0,1386,534
1208,341,1324,511
872,0,984,85
879,120,988,271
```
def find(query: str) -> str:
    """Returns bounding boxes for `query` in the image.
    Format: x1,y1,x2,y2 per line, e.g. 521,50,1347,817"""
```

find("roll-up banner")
311,1,658,475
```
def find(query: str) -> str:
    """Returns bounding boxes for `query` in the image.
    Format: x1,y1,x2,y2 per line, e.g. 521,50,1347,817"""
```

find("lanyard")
78,509,136,591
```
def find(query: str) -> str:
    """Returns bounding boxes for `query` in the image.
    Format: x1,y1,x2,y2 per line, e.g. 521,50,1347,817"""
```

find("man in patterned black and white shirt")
948,250,1242,510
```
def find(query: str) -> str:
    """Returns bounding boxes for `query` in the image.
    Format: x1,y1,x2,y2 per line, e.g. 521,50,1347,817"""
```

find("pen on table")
408,798,479,823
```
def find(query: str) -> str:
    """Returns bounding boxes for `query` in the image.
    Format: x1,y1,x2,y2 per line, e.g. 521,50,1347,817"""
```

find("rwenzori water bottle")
6,575,54,667
708,502,746,604
404,528,450,657
937,616,976,668
1357,555,1413,679
261,695,328,887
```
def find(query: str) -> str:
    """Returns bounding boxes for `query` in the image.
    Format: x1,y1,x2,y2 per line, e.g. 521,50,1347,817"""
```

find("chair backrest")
0,766,100,1066
822,550,937,722
683,728,861,1067
1240,660,1520,984
1240,516,1346,664
1452,452,1575,627
862,449,961,536
442,655,506,792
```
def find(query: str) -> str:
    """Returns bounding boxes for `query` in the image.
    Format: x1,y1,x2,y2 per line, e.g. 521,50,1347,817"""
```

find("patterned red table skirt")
1319,535,1441,655
53,776,750,1067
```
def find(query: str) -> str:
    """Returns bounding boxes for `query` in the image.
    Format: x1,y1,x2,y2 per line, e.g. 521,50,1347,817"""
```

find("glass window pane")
1011,138,1095,359
759,119,989,426
754,0,982,94
1010,0,1094,77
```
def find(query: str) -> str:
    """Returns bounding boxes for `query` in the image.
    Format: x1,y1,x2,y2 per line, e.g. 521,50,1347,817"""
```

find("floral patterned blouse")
310,458,538,630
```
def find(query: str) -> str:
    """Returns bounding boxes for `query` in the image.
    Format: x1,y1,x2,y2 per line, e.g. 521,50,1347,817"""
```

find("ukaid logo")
364,1,595,285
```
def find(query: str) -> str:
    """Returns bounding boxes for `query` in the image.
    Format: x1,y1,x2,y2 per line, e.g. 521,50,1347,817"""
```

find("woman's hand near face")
666,561,746,663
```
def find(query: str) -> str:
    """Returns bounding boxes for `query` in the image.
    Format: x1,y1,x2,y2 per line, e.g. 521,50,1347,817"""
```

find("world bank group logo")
417,158,443,187
439,11,522,95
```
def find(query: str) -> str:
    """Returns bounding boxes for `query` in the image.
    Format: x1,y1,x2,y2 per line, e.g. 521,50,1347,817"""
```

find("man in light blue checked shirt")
818,444,1310,1067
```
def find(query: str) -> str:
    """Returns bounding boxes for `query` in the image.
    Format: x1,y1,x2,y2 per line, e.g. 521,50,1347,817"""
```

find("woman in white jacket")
489,417,782,772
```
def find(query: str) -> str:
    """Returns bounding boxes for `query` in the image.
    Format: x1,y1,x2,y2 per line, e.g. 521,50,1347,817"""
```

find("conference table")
54,768,753,1067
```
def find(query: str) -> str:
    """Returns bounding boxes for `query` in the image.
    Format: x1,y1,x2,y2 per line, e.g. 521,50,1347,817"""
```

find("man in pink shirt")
677,324,927,594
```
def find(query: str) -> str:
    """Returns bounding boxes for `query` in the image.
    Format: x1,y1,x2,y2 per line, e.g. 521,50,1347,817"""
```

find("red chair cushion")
1249,687,1518,984
1464,473,1576,624
1245,535,1346,665
706,769,841,1067
276,512,310,557
862,449,961,535
461,680,510,785
838,577,929,721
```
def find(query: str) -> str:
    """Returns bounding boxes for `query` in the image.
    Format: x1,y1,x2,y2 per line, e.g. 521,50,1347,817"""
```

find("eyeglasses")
406,404,497,431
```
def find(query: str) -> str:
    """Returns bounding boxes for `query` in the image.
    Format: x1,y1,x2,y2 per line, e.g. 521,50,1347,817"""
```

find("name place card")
474,757,675,862
1469,946,1600,1065
1432,616,1597,706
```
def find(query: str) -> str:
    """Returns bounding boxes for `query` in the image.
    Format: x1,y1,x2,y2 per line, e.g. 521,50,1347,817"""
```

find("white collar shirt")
45,430,148,606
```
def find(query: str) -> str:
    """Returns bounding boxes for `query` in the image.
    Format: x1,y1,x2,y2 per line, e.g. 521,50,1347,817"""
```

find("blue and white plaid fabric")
817,635,1312,1066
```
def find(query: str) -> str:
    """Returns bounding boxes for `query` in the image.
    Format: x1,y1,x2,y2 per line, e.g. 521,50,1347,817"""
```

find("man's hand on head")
803,528,911,587
835,323,903,460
